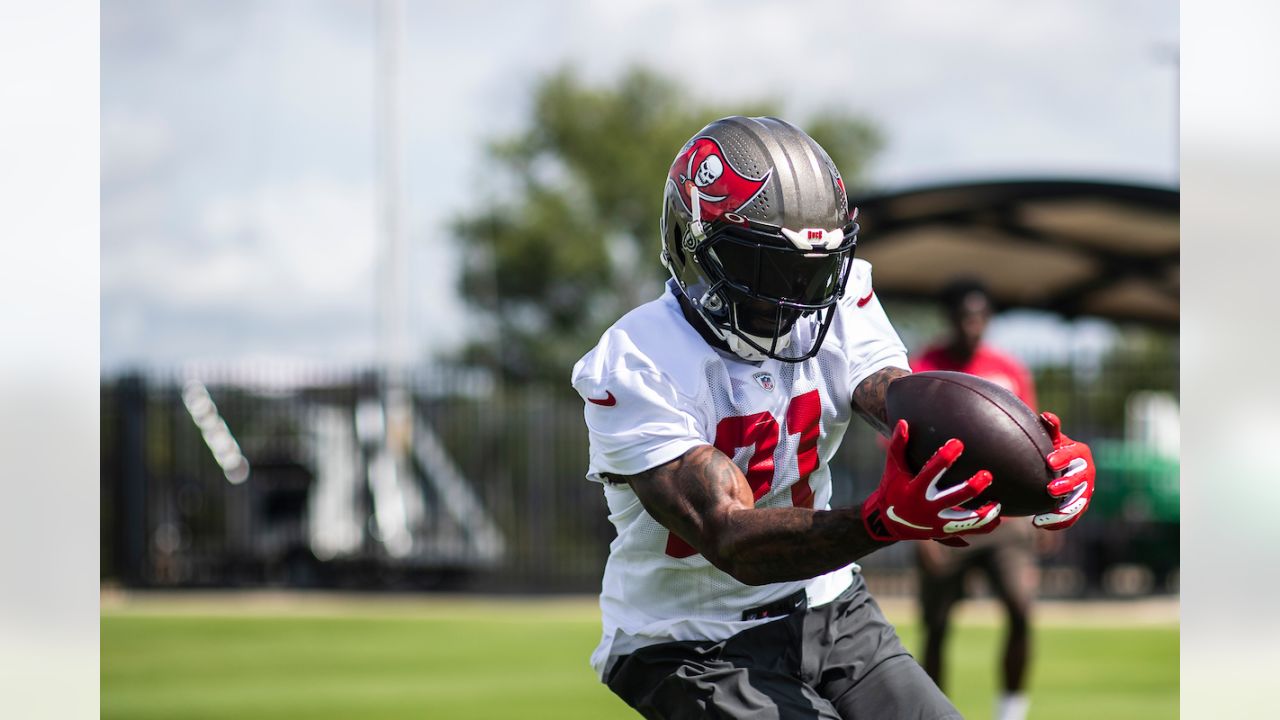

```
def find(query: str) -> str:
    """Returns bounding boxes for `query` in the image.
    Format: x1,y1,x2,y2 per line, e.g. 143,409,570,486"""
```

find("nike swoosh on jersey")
588,391,617,407
856,289,875,307
885,505,933,531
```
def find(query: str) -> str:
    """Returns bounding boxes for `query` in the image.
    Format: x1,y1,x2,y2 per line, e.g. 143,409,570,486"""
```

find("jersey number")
665,389,822,558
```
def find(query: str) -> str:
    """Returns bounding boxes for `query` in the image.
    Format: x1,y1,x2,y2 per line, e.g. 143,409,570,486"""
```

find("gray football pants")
605,574,961,719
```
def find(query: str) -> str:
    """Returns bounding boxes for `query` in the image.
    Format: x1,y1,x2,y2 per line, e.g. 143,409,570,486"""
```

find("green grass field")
102,596,1177,719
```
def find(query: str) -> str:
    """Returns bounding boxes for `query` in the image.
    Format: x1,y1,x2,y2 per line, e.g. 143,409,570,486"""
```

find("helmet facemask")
672,212,858,363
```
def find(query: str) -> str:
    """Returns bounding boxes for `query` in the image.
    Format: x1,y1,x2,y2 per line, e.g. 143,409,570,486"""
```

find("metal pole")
374,0,418,558
377,0,410,379
116,374,149,586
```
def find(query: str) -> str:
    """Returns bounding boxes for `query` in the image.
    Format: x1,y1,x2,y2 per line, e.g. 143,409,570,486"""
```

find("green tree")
453,67,883,384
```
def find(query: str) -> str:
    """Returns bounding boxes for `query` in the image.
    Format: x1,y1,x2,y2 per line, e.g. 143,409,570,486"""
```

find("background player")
572,117,1095,719
912,278,1046,720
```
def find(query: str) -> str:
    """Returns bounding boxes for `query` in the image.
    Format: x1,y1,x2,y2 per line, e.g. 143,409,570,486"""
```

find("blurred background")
100,1,1178,718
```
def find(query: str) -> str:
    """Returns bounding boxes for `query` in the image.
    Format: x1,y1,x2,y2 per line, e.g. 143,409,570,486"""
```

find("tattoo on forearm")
852,366,910,436
716,504,891,585
622,445,892,586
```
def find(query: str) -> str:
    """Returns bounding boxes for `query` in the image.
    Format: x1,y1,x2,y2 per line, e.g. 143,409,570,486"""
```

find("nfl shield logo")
753,372,774,392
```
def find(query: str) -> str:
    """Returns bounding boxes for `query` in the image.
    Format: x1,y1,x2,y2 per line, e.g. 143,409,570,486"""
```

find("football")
886,370,1057,516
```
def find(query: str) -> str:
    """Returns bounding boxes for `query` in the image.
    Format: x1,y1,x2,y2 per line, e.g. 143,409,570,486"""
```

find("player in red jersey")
911,278,1043,720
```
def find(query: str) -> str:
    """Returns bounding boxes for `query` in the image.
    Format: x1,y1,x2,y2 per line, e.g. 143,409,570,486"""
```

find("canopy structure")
850,179,1179,328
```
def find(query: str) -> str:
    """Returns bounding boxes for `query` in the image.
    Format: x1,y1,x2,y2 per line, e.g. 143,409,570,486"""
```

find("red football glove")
862,420,1002,546
1033,412,1096,530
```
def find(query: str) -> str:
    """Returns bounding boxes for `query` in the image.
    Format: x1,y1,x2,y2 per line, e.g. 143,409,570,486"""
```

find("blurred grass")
102,600,1176,719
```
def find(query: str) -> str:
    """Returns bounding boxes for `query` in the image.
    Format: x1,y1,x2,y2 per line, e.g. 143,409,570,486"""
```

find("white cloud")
101,0,1176,370
102,176,380,365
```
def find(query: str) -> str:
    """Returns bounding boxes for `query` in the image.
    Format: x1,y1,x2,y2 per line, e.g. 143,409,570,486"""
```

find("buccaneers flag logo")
667,137,771,222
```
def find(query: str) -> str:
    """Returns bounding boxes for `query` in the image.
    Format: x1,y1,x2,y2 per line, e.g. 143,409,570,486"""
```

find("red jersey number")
665,390,822,558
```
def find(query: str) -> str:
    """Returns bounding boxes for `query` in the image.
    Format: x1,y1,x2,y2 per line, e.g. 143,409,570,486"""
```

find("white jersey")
571,259,909,679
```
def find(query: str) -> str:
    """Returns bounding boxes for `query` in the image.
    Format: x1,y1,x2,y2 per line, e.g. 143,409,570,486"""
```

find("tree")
453,66,883,384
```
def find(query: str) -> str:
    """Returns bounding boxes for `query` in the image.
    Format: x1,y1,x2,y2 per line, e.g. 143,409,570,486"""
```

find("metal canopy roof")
850,179,1179,328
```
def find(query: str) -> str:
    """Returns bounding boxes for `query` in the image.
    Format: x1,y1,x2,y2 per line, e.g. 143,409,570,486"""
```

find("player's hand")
1033,412,1095,531
862,420,1002,545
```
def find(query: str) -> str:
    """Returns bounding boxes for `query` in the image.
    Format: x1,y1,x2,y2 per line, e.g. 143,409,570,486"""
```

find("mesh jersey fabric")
571,259,909,679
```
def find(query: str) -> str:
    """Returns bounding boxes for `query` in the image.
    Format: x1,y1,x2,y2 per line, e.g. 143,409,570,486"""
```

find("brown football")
886,370,1057,516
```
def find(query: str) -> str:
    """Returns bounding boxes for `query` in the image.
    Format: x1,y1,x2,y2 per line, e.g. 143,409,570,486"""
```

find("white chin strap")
720,326,790,362
690,293,793,362
671,273,794,362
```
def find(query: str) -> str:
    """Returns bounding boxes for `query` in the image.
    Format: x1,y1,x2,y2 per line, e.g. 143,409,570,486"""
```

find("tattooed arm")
852,366,911,437
609,445,891,586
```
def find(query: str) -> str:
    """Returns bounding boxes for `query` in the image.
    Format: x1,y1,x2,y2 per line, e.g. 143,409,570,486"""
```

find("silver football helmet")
660,116,858,362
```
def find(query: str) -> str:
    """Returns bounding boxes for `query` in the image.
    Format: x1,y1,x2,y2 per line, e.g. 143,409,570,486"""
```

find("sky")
101,0,1179,373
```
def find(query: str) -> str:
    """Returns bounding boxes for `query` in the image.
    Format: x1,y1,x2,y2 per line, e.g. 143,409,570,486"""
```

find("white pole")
373,0,419,558
377,0,409,378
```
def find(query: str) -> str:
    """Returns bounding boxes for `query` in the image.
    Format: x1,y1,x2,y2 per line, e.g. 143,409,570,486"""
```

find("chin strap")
673,281,780,363
671,183,793,363
699,305,791,362
724,327,789,362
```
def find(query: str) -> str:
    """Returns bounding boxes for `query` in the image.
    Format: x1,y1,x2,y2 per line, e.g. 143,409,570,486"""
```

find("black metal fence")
101,328,1178,597
101,365,613,592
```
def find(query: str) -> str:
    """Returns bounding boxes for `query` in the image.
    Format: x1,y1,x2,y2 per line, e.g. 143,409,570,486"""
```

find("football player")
912,278,1045,720
571,116,1095,719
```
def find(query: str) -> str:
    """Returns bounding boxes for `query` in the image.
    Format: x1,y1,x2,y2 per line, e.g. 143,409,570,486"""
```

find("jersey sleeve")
571,360,708,483
831,260,911,392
